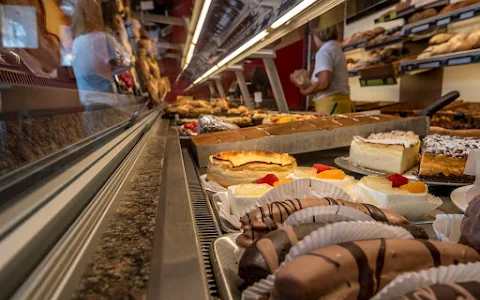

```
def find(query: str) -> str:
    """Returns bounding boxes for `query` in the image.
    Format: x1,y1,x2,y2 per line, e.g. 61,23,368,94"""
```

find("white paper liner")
433,214,464,243
242,221,414,300
355,183,443,220
288,173,361,202
200,174,227,193
283,205,375,226
218,179,353,230
372,262,480,300
213,192,241,231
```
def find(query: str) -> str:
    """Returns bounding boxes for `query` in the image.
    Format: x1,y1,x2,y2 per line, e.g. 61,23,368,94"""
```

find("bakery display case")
1,0,480,299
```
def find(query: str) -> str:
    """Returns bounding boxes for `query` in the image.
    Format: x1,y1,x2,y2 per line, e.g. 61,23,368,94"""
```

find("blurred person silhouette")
70,0,129,94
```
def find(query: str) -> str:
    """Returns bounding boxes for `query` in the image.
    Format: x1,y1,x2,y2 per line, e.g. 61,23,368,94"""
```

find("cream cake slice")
349,130,421,174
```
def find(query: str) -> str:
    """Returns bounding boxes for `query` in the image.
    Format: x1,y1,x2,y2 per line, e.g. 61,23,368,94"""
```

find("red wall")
274,39,304,109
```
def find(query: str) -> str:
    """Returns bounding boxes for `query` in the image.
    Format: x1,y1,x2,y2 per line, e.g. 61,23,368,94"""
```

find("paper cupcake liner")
433,214,464,243
283,205,374,226
355,183,443,220
218,179,354,231
200,174,227,193
216,191,242,230
372,262,480,300
242,221,414,300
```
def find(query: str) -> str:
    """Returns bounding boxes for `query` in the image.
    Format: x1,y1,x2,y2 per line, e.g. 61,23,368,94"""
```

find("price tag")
419,61,440,69
390,11,397,19
437,17,451,26
379,17,385,22
460,10,475,20
448,57,472,66
141,1,154,10
411,24,430,33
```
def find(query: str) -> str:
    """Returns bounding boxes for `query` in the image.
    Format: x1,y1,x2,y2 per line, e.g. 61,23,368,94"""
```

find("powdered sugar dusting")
354,130,420,148
423,134,480,158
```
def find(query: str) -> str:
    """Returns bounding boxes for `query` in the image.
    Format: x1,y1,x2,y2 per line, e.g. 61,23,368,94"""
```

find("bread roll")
467,30,480,49
417,52,433,59
272,239,480,300
449,33,469,44
429,33,455,45
408,12,423,24
421,8,437,19
450,39,474,52
237,198,409,248
206,151,297,187
431,43,451,55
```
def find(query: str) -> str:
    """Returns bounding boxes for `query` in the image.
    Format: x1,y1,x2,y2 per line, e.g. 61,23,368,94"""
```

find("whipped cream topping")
423,134,480,158
354,130,420,148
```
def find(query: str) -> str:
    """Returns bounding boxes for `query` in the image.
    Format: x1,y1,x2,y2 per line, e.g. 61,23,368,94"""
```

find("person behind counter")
300,25,353,114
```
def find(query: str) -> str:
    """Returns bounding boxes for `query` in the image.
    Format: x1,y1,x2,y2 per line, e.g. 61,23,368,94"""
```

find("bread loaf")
467,30,480,49
429,33,455,45
237,198,409,248
272,239,480,300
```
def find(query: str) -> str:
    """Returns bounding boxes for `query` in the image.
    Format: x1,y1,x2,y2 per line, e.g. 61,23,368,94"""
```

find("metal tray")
210,224,438,300
334,156,470,187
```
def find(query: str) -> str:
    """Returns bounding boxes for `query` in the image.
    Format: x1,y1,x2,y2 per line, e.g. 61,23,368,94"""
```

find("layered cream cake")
288,165,357,199
419,134,480,182
356,175,441,220
350,130,421,174
228,183,273,215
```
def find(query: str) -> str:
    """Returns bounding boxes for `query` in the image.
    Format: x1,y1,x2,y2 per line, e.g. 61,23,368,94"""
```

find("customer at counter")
300,25,353,114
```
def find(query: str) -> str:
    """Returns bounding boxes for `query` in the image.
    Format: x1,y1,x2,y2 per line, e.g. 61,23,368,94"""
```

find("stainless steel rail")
147,128,214,300
0,110,160,299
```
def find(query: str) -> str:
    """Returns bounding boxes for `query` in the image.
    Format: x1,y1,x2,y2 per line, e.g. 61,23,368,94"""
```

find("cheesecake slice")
349,130,421,174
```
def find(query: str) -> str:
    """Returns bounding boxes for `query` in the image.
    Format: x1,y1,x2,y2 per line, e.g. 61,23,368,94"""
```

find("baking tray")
334,156,470,187
193,116,429,167
211,224,438,300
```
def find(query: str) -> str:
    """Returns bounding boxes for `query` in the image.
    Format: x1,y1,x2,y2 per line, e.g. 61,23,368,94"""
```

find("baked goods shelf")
375,0,449,24
398,48,480,72
342,38,369,52
402,2,480,36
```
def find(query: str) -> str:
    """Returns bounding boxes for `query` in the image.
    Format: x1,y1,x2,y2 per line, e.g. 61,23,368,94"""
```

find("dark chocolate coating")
272,239,480,300
237,198,409,248
394,223,429,239
460,195,480,253
238,223,327,285
397,281,480,300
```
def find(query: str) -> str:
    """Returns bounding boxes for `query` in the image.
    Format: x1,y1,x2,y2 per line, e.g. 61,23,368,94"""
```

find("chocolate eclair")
272,239,480,300
459,195,480,252
239,222,427,285
237,198,409,247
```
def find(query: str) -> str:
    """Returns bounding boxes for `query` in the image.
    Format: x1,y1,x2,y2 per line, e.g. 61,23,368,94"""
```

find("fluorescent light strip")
270,0,317,29
217,29,269,67
185,44,196,67
192,0,213,44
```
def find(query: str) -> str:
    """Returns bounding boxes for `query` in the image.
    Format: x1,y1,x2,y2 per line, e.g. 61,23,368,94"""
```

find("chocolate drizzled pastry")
238,223,427,285
237,198,409,248
459,195,480,252
396,281,480,300
272,239,480,300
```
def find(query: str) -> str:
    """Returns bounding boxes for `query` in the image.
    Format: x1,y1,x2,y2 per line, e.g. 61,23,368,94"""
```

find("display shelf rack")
402,3,480,35
398,49,480,72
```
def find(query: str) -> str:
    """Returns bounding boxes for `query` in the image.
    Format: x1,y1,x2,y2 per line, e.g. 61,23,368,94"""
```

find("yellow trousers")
314,94,354,114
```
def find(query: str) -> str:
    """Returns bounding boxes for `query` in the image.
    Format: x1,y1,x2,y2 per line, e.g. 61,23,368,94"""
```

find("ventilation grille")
0,69,77,89
182,149,221,299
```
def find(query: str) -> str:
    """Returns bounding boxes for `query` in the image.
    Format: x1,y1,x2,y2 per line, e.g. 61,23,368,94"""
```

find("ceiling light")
192,0,213,44
270,0,317,29
217,30,269,67
185,44,195,65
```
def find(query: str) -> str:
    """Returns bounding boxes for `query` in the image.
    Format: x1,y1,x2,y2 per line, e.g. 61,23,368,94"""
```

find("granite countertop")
72,120,168,299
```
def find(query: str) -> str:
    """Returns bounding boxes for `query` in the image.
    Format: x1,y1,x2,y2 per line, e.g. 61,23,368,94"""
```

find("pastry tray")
211,224,438,300
334,156,470,187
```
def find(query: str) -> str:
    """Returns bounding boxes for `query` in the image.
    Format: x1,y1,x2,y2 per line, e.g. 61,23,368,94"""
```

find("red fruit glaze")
386,174,409,188
255,174,279,186
313,164,333,174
